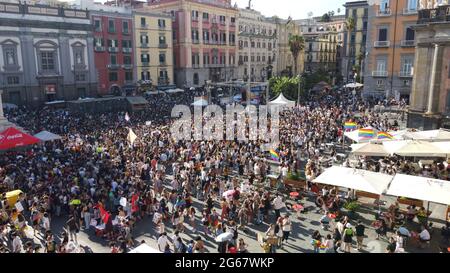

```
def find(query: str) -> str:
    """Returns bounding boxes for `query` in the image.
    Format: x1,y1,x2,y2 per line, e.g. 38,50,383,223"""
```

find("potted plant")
343,201,360,219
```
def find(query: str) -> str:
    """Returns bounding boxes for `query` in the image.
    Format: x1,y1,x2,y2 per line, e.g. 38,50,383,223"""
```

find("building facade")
0,1,97,107
407,2,450,130
274,18,303,77
237,8,277,82
132,9,174,90
147,0,238,87
342,1,369,83
363,0,419,99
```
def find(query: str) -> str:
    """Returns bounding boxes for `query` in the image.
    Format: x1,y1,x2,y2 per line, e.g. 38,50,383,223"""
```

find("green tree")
269,76,303,101
288,35,305,76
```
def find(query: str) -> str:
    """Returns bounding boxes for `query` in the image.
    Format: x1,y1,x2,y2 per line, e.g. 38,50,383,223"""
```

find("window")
7,76,19,85
125,71,133,81
352,9,357,18
203,53,210,65
407,0,418,11
158,19,166,28
4,47,17,65
203,31,210,42
94,37,104,47
380,0,390,11
109,72,118,81
122,40,132,49
231,17,235,24
123,55,132,65
141,71,150,81
192,10,199,20
173,30,177,41
141,54,149,63
401,56,414,74
41,52,55,71
193,73,199,85
192,29,199,41
110,55,117,65
363,21,368,30
107,39,118,48
94,19,101,32
203,13,209,20
364,8,368,17
141,18,146,27
140,35,149,45
378,28,388,41
251,41,255,48
377,79,384,85
376,59,387,72
159,53,166,64
123,21,129,34
108,20,115,33
75,73,85,81
405,27,415,41
74,50,83,65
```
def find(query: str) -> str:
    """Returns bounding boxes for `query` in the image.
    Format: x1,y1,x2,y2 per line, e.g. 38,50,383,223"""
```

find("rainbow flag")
358,128,374,139
377,131,393,140
269,149,280,161
344,121,357,131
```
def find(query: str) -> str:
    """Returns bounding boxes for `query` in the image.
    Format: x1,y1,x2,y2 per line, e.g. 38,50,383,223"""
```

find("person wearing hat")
342,223,354,253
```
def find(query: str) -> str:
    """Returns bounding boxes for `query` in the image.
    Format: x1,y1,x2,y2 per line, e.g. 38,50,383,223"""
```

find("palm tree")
289,35,305,76
345,16,356,82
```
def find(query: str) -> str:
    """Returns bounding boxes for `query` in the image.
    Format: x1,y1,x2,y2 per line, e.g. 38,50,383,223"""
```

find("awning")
386,174,450,205
0,127,40,150
393,141,448,157
34,131,62,142
128,243,162,253
313,166,393,195
351,143,391,157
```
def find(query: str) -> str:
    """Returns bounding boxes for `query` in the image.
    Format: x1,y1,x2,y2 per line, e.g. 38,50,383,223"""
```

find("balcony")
158,43,168,49
108,47,119,53
158,77,170,85
107,64,120,70
94,46,105,52
108,28,116,34
374,41,390,48
401,40,415,47
122,48,132,53
192,39,200,44
123,30,130,35
377,8,392,17
372,71,388,77
399,71,413,78
203,40,210,44
141,62,150,67
159,62,167,67
122,64,133,70
418,5,450,24
141,43,149,48
403,8,418,15
158,25,166,29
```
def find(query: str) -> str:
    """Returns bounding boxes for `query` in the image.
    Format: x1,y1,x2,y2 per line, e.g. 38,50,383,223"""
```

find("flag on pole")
344,121,357,131
358,128,375,139
377,131,393,140
269,149,280,161
125,112,130,122
127,128,137,145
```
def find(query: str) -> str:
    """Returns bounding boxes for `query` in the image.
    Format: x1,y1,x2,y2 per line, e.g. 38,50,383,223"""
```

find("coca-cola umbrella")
0,127,40,151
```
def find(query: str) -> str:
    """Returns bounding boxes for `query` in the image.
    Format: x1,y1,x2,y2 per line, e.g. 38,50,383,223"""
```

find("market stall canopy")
344,83,364,88
386,174,450,205
313,166,393,195
128,243,162,253
0,127,40,150
393,141,448,157
191,98,209,107
403,128,450,141
34,131,62,142
268,93,296,108
351,143,391,157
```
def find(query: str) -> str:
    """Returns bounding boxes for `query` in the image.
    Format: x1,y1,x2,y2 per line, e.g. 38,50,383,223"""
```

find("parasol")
215,232,234,243
292,204,304,211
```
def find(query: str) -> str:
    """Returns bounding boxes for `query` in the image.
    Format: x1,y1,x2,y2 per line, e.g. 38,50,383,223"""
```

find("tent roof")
403,128,450,141
128,243,162,253
386,174,450,205
393,141,448,157
126,96,149,105
313,166,393,194
34,131,62,142
269,93,295,107
352,143,391,157
0,127,40,150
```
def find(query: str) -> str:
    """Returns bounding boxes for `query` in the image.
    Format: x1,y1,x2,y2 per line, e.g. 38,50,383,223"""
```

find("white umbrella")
352,143,391,157
215,232,234,243
394,141,448,157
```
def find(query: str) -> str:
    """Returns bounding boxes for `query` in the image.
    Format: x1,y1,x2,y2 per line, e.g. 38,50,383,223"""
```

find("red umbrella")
0,127,40,150
290,192,299,198
292,204,303,211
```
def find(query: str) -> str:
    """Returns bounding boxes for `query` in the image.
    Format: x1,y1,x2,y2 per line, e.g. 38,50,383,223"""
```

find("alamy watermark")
170,104,280,151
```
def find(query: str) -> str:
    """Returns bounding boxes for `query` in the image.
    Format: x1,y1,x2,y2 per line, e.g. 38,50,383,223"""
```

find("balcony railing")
193,39,200,44
159,62,167,67
399,71,413,78
108,47,119,53
122,64,133,70
401,40,415,47
158,77,170,85
107,64,120,69
377,8,392,17
374,41,390,48
94,46,105,52
141,62,150,67
123,48,132,53
372,71,388,77
403,8,418,15
158,43,168,49
108,28,116,33
141,43,149,48
418,5,450,24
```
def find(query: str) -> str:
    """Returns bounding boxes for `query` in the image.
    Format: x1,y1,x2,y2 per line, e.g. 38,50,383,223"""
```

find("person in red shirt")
228,243,237,253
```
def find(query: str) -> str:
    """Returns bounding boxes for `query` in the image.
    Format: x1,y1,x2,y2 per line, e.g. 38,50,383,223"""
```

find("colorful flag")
269,149,280,161
358,128,374,139
131,194,139,213
97,203,111,224
377,131,393,140
344,121,357,131
125,112,130,122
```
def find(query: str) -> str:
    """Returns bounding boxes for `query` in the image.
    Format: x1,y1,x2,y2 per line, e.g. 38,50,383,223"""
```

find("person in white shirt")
157,232,169,252
281,215,292,244
12,233,23,253
419,227,431,242
324,234,335,253
272,194,284,220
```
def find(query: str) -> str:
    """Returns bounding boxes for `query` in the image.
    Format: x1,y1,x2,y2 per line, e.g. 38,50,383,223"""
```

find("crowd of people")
0,85,446,253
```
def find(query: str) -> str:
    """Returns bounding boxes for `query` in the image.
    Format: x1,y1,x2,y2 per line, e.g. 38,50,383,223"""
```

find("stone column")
426,43,441,114
0,90,4,119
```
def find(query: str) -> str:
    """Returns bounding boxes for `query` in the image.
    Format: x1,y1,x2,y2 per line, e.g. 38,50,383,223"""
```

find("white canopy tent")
351,143,392,157
191,98,209,107
128,243,162,253
393,141,449,157
269,93,296,108
313,166,393,195
403,129,450,141
34,131,62,142
386,174,450,205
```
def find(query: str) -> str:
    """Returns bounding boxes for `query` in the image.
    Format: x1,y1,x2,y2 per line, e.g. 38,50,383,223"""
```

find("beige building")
132,10,174,89
237,7,277,82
